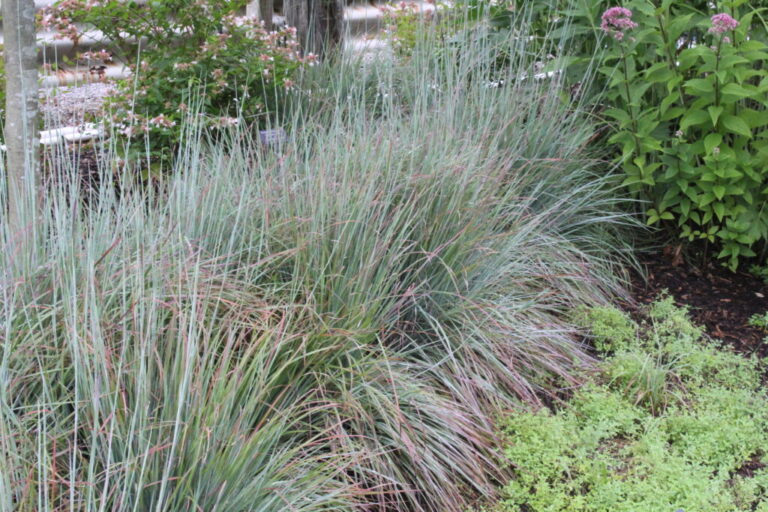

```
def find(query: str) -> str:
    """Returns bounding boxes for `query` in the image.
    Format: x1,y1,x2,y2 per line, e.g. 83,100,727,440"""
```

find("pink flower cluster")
708,13,739,35
600,7,638,41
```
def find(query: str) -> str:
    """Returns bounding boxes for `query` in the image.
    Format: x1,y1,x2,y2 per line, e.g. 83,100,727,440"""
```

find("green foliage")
507,0,612,86
750,264,768,283
497,0,768,268
381,1,553,75
597,1,768,269
44,0,306,164
496,299,768,511
380,1,429,57
749,311,768,330
573,305,637,353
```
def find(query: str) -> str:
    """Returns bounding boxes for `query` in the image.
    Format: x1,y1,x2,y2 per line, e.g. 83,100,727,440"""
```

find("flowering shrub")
379,0,450,58
43,0,311,163
599,2,768,269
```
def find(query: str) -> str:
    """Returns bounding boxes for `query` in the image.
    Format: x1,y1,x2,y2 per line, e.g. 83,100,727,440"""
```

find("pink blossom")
80,49,112,62
149,114,176,129
709,13,739,35
40,13,55,29
600,7,638,41
212,117,239,128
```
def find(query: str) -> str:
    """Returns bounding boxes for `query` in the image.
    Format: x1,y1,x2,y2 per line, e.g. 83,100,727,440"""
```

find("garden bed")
629,253,768,356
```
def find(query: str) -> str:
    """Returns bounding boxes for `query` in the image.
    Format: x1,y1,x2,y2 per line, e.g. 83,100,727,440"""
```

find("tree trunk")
260,0,274,30
246,0,274,29
3,0,39,238
283,0,343,58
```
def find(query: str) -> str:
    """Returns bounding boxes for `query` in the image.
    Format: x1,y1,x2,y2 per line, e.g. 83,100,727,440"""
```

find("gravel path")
40,82,115,129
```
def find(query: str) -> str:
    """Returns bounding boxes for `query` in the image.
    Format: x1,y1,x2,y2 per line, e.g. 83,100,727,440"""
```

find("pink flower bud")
708,13,739,35
600,7,638,41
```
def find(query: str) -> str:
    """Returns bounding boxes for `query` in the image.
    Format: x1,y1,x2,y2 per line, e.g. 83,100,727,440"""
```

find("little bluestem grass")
0,14,635,511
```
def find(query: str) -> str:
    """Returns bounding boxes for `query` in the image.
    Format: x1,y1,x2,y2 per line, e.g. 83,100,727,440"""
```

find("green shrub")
495,299,768,511
597,1,768,269
380,1,428,57
496,0,768,268
380,1,534,73
43,0,308,164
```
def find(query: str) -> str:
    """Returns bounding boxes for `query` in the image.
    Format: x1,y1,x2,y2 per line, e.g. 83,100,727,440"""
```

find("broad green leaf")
721,114,752,138
704,133,722,155
707,106,724,126
741,40,768,52
667,13,694,41
661,107,685,122
604,108,632,126
719,54,750,68
680,198,691,217
680,109,710,131
684,78,714,94
714,202,725,221
721,83,754,100
699,192,715,207
660,91,680,114
646,65,674,84
678,47,704,69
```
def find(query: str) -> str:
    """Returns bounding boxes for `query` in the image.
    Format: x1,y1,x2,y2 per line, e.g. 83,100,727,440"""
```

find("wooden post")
283,0,343,57
3,0,40,244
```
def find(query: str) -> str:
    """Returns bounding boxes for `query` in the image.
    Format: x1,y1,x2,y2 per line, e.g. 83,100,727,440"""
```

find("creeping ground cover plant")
494,298,768,511
598,1,768,268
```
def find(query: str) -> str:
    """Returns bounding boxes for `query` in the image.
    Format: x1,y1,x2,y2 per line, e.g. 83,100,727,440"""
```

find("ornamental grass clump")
0,20,633,512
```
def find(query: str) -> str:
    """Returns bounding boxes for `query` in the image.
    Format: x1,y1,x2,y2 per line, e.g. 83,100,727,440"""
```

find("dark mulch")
43,143,111,197
627,251,768,357
736,453,767,478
